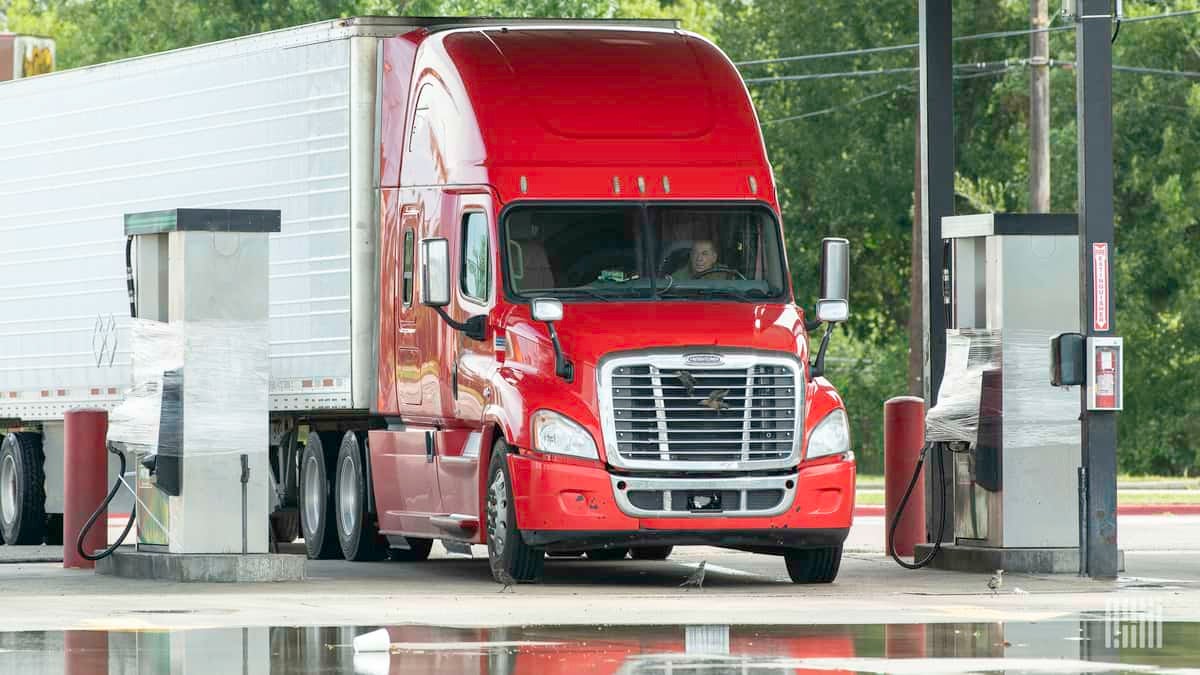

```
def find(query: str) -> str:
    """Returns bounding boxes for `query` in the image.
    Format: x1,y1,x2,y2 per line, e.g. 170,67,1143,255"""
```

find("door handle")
425,432,435,464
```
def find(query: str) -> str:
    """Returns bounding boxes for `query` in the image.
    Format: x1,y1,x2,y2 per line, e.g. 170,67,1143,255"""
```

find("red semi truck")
0,18,855,584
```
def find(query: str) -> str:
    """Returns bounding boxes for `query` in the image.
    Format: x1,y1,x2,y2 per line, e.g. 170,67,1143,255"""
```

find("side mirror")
530,297,572,382
817,237,850,323
421,237,485,341
421,238,450,307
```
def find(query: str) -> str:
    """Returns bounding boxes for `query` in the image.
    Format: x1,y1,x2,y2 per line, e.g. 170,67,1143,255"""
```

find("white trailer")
0,16,674,546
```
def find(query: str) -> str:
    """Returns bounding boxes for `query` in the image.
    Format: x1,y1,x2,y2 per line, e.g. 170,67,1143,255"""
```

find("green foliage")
7,0,1200,474
820,328,909,475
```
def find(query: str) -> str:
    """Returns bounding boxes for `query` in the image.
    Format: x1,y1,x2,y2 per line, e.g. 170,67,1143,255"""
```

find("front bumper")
507,452,855,551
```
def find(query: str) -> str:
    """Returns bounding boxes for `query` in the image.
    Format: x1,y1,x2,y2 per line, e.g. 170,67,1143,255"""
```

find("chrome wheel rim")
303,454,322,534
0,454,16,526
487,470,508,557
338,454,357,536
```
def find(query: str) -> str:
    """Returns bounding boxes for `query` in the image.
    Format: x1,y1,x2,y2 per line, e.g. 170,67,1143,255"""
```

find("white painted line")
390,641,561,651
765,657,1152,673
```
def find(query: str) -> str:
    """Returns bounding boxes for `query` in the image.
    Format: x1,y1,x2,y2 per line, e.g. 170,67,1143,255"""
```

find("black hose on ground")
888,442,947,570
77,443,137,561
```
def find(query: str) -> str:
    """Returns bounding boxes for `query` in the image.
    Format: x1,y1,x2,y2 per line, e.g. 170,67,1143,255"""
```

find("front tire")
486,440,543,584
335,431,387,561
630,545,674,561
785,545,843,584
0,432,47,545
300,431,343,560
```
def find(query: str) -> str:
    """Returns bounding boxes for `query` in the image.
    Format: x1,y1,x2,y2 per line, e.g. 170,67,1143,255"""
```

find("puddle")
0,621,1197,673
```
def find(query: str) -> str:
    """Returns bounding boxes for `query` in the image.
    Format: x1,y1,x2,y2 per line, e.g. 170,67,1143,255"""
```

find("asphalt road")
0,514,1197,632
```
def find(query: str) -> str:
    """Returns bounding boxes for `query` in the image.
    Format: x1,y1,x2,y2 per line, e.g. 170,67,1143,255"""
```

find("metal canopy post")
918,0,954,545
1075,0,1119,579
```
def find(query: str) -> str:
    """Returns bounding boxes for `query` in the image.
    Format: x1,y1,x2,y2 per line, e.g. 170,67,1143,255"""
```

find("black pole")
918,0,954,544
1075,0,1119,579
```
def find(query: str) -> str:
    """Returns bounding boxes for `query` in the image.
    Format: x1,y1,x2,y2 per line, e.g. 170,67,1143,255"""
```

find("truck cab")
344,24,855,583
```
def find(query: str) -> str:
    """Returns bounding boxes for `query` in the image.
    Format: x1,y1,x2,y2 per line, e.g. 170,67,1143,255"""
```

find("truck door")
438,195,495,519
396,205,422,406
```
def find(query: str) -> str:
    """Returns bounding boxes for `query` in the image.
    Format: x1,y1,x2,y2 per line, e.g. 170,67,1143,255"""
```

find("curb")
855,504,1200,517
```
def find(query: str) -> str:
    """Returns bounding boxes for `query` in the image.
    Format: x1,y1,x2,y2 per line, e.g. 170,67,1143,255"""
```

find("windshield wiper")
655,286,782,302
531,287,648,302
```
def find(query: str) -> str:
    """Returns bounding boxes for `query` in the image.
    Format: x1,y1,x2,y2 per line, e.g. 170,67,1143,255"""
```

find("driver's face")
690,242,717,274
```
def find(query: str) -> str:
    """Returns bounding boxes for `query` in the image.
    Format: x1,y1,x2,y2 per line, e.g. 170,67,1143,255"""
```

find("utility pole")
1075,0,1119,579
1030,0,1051,212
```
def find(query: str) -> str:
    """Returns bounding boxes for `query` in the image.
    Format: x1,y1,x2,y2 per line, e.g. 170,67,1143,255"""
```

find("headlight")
531,410,599,460
806,409,850,460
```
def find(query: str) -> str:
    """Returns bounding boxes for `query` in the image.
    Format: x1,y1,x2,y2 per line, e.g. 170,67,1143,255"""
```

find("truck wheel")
630,546,674,561
300,431,343,560
387,538,433,561
785,545,843,584
486,440,543,584
0,432,47,545
335,431,387,561
585,547,629,561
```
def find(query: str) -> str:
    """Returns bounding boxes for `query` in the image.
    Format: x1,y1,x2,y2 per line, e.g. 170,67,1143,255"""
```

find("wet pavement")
1,621,1198,674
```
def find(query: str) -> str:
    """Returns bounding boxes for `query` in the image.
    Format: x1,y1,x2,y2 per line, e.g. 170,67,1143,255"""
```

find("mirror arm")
433,306,487,342
545,321,574,382
804,315,823,332
810,323,836,379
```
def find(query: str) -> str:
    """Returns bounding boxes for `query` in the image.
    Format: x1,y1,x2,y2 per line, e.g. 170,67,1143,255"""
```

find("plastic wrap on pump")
106,318,269,458
925,329,1080,448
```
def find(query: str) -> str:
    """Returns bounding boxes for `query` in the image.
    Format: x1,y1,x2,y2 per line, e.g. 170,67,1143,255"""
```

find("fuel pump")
79,208,279,558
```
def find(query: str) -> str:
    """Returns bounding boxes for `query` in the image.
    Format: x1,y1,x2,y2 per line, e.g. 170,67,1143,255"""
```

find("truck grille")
600,355,802,469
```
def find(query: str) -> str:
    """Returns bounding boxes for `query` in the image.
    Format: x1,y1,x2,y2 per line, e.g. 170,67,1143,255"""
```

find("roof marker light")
662,176,671,194
519,176,528,194
637,176,646,194
748,175,759,194
612,176,621,194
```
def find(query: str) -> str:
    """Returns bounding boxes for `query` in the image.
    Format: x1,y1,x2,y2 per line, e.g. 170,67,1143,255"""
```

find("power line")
760,86,912,126
1113,63,1200,79
737,43,919,67
1121,8,1200,24
735,8,1198,68
745,59,1021,85
743,67,917,84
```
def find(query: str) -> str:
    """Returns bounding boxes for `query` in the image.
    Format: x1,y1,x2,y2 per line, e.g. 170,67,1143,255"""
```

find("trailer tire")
300,431,343,560
387,538,433,561
784,545,843,584
335,431,387,561
486,440,543,584
630,545,673,561
0,432,47,545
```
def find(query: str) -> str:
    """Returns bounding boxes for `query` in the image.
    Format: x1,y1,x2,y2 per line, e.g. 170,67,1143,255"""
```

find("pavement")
0,514,1197,633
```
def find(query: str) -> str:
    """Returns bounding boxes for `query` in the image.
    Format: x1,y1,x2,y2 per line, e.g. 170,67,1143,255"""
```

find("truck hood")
502,302,809,371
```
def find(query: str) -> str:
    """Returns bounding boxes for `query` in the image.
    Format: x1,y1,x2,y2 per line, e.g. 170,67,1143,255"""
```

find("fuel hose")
888,442,947,569
76,444,137,561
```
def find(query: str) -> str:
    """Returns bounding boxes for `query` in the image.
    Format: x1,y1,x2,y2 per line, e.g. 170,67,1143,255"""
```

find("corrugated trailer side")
0,19,405,422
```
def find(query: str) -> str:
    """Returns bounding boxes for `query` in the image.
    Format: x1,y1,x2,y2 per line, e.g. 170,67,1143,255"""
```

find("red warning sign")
1093,243,1110,332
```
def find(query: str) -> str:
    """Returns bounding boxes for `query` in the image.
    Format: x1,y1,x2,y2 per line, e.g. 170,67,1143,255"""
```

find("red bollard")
64,630,109,675
64,409,109,569
884,396,926,557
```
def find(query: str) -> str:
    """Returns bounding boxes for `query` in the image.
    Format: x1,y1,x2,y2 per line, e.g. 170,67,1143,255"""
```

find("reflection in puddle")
0,621,1197,674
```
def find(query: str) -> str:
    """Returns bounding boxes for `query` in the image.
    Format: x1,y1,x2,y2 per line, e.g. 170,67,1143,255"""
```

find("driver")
673,239,735,280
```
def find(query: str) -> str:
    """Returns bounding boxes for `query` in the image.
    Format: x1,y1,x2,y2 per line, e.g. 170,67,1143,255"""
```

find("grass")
853,490,1200,507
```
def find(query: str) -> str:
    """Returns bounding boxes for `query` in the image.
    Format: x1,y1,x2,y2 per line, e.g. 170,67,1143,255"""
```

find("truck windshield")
502,204,789,302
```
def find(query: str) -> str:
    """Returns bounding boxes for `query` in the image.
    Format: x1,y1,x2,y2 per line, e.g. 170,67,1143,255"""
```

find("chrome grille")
601,354,801,469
